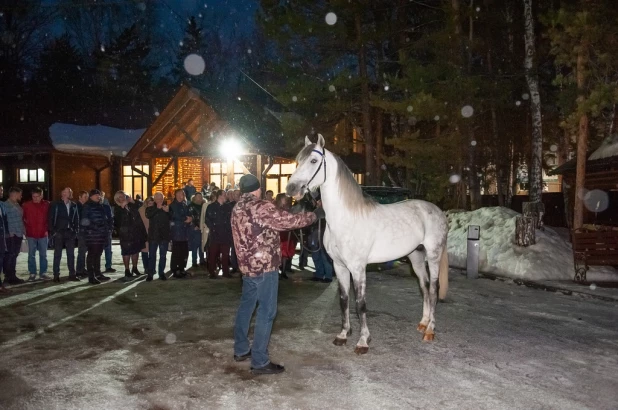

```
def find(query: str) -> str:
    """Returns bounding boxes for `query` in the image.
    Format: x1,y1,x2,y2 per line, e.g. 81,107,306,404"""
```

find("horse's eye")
311,159,318,164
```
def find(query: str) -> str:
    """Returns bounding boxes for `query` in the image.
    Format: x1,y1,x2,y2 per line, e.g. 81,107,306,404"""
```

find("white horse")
286,134,449,354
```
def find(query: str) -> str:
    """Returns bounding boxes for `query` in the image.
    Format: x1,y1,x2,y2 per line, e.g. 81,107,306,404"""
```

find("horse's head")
286,134,327,200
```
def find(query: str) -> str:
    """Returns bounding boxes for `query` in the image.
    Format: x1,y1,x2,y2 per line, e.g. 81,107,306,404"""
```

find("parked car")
361,186,412,204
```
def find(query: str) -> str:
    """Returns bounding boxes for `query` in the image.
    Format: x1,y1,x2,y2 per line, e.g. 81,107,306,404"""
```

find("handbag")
20,238,28,253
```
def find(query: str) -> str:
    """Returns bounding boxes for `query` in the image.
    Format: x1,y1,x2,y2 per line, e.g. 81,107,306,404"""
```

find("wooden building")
0,123,142,201
124,85,301,199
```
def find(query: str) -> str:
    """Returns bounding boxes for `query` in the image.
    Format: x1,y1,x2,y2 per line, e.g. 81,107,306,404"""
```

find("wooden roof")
549,154,618,176
126,85,287,160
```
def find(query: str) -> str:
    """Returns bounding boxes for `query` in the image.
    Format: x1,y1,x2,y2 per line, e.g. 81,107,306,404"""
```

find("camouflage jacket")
231,193,316,277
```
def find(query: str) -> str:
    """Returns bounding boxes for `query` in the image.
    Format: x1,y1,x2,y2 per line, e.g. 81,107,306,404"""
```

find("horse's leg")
424,249,442,342
408,250,430,334
351,268,370,355
333,262,351,346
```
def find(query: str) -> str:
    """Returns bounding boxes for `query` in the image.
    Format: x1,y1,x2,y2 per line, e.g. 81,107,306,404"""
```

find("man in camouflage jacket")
231,174,317,375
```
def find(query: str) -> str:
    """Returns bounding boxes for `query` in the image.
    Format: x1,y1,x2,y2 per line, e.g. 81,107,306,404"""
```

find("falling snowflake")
137,2,146,11
247,49,252,54
328,85,336,92
449,174,461,184
179,41,184,46
165,333,177,344
292,96,298,102
515,100,521,106
461,105,474,118
384,84,389,91
100,44,105,52
184,54,205,76
154,111,160,116
550,144,557,152
470,140,477,146
380,164,387,170
434,115,440,121
325,12,337,25
589,283,597,290
476,7,480,11
407,106,413,112
522,93,530,100
583,189,609,212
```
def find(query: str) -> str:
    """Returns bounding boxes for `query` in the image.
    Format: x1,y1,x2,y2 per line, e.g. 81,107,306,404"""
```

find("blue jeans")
234,270,279,368
312,248,333,280
104,233,112,270
27,237,48,275
148,240,168,276
188,229,204,265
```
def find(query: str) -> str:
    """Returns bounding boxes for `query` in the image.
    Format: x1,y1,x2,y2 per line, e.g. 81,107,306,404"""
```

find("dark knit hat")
239,174,261,194
89,189,102,196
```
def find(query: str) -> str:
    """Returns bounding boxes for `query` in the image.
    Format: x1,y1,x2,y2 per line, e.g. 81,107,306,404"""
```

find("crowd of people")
0,178,332,291
1,174,330,376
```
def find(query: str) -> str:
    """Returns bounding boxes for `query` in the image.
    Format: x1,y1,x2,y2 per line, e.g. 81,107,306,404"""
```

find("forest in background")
1,0,617,212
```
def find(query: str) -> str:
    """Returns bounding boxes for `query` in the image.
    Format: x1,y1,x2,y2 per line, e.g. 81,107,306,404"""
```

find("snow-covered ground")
447,207,618,282
1,262,617,410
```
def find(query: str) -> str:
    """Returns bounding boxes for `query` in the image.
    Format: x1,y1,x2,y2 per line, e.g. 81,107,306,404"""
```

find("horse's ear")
317,133,325,148
304,136,312,147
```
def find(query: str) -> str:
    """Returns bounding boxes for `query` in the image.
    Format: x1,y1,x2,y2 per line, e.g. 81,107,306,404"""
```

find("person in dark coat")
81,190,114,284
113,191,147,278
0,185,9,292
188,192,206,267
205,189,233,278
75,191,89,278
169,189,192,278
183,179,197,203
145,192,171,281
48,187,80,282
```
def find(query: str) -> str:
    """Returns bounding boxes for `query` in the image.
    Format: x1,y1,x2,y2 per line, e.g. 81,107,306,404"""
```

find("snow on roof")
589,134,618,160
446,207,617,282
49,123,146,157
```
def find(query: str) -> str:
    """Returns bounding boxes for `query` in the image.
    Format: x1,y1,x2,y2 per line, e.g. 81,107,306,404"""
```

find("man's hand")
185,216,193,223
313,207,326,220
162,205,169,212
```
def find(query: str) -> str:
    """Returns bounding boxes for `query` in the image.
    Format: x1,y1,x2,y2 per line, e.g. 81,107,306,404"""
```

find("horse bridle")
303,148,326,197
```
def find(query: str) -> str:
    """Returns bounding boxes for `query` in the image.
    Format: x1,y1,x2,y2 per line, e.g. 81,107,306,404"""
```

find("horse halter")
303,148,326,197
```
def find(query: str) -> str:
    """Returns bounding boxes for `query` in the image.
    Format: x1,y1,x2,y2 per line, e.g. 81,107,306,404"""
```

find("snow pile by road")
589,134,618,160
446,207,617,281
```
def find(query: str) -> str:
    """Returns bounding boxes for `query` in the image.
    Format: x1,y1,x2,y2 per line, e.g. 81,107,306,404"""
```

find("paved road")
1,257,617,410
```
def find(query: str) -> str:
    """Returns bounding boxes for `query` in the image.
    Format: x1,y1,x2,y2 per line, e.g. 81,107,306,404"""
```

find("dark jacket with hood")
81,199,113,246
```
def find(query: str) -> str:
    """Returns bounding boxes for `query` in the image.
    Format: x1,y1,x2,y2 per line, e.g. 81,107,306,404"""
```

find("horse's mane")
297,144,377,215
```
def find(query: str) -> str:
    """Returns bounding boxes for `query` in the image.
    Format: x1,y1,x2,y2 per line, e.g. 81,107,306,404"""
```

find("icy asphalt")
1,254,617,410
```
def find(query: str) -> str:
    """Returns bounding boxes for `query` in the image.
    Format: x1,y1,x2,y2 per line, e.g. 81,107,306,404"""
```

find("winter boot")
132,267,141,276
88,272,101,285
124,269,133,278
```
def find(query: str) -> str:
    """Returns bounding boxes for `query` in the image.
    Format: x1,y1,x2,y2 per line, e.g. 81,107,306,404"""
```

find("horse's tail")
438,245,449,300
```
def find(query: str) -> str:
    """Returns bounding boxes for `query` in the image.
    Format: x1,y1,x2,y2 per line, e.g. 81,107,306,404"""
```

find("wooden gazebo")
549,151,618,281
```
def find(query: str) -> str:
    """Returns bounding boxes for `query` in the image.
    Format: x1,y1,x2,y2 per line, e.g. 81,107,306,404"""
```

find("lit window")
122,164,150,199
0,169,3,183
18,168,45,183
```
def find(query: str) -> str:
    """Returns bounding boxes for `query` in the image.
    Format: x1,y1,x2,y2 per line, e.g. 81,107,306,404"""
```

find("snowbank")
589,134,618,160
446,207,618,282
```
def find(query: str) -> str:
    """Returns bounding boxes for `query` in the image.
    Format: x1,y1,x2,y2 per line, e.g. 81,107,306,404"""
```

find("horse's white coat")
287,135,449,351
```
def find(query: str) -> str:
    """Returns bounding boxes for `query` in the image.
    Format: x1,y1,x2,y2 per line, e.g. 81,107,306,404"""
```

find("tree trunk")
573,38,589,229
516,216,536,246
523,201,545,230
356,12,375,185
524,0,544,204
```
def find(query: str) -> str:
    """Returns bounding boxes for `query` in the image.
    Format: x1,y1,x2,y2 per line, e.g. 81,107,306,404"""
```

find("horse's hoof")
422,331,435,342
333,337,347,346
417,323,427,333
354,345,369,355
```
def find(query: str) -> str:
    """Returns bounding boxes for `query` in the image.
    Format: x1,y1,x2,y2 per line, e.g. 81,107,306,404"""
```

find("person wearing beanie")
231,174,318,375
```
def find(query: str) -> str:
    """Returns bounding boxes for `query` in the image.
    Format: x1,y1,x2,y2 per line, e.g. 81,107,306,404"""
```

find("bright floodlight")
220,139,242,159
